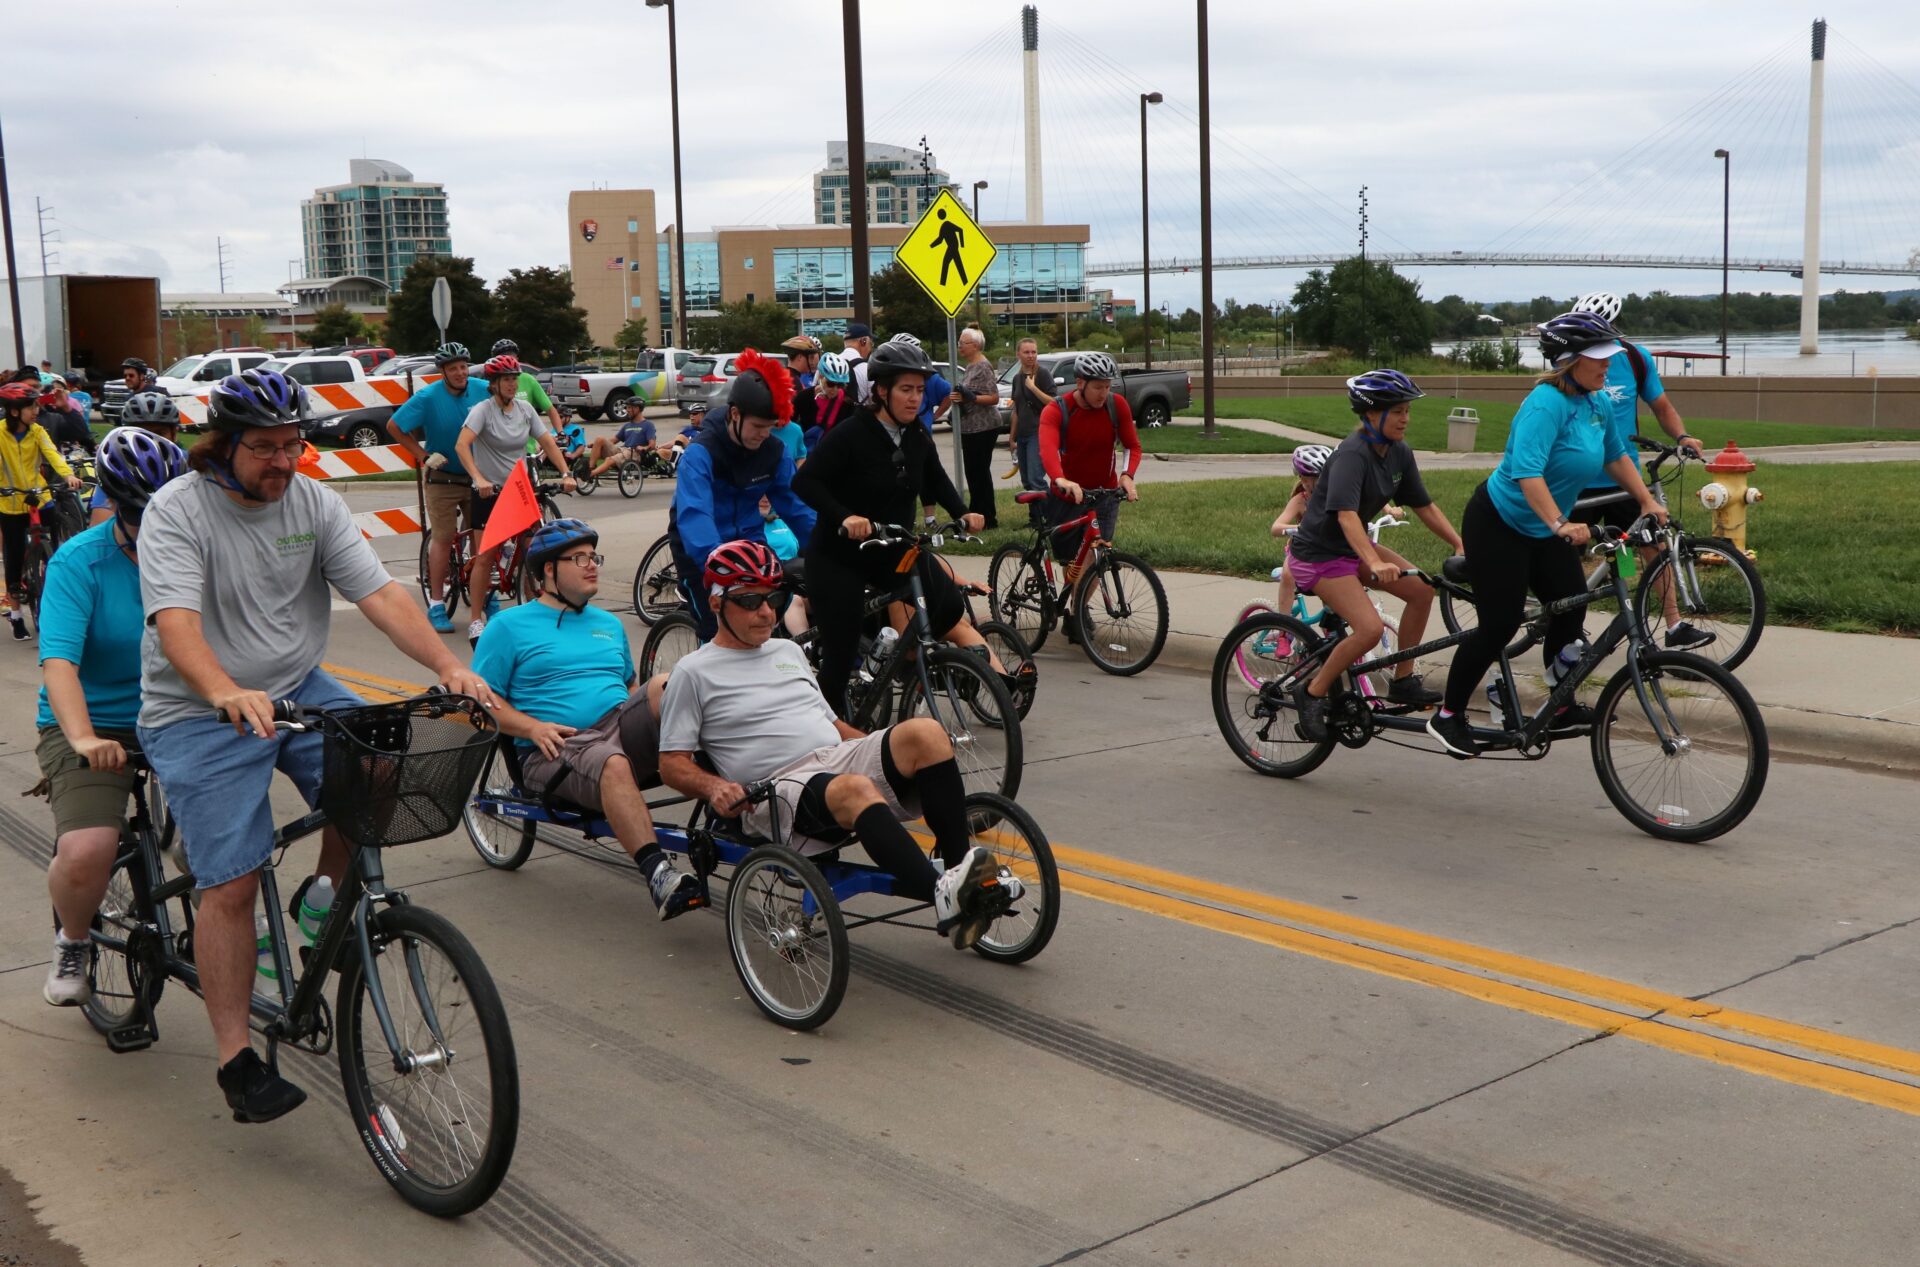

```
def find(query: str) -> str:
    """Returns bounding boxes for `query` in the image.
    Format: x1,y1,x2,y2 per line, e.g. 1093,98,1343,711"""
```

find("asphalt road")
1,480,1915,1267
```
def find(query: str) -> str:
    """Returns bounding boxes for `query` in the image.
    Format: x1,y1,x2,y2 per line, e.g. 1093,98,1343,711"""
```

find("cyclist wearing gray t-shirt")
136,368,495,1127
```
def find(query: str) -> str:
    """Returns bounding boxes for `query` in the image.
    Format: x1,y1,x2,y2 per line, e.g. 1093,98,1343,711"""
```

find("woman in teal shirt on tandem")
1428,312,1667,759
36,427,189,1007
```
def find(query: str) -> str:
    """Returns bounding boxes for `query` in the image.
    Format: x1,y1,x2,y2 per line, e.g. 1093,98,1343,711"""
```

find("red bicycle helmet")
482,353,521,379
703,539,784,593
0,381,40,408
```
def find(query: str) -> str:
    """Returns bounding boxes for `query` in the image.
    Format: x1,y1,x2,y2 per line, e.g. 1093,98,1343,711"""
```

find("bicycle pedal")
105,1025,155,1053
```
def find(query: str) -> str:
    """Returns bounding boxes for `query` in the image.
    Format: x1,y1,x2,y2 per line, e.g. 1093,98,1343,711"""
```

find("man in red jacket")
1037,351,1143,610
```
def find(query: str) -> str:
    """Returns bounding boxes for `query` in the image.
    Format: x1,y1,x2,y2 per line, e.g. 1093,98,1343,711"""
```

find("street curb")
1144,623,1920,776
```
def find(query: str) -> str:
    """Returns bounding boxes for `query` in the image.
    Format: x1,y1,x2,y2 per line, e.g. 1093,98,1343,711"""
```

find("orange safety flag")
477,462,543,555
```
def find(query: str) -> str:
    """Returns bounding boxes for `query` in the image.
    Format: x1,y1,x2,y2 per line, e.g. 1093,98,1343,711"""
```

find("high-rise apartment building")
813,142,951,226
301,160,452,290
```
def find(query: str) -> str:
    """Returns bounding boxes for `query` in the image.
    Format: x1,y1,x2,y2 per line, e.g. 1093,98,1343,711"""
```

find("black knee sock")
632,842,665,875
913,757,971,867
854,804,937,902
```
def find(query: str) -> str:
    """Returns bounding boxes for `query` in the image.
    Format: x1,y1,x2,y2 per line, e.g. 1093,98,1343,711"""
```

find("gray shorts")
744,728,920,853
519,691,660,812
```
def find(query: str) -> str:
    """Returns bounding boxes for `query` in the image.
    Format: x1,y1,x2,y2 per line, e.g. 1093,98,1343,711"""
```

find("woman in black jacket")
793,340,987,718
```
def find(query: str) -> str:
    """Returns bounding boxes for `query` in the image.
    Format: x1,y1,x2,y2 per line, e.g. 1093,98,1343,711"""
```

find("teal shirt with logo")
1487,382,1633,538
471,602,636,745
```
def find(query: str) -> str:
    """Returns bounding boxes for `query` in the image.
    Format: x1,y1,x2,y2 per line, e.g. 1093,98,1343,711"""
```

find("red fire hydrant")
1697,442,1762,558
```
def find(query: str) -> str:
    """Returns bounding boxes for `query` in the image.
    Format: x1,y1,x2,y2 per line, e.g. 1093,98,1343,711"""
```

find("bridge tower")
1800,18,1827,356
1022,5,1043,224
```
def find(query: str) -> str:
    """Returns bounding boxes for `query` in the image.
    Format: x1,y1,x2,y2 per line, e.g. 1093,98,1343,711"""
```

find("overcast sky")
7,0,1916,315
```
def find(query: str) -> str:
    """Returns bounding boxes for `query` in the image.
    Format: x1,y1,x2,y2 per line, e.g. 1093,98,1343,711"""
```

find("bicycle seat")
1442,556,1472,585
1014,491,1047,505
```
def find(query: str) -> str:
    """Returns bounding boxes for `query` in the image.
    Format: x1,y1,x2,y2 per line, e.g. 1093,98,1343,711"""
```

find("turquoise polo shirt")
471,601,635,746
36,521,144,730
391,377,491,476
1487,382,1633,538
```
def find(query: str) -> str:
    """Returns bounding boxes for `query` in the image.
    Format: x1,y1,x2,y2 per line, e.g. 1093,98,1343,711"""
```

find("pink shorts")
1286,553,1361,594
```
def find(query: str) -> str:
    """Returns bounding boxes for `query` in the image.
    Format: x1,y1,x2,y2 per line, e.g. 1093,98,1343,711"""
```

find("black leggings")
804,547,965,721
0,510,27,596
1440,484,1588,714
961,429,1000,526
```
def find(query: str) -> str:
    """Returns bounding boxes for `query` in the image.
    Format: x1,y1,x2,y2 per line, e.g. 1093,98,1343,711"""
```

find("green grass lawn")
1178,394,1899,452
1139,423,1294,454
956,461,1919,636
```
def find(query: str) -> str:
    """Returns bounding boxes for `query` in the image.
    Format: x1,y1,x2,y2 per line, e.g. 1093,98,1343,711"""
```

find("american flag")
605,256,624,270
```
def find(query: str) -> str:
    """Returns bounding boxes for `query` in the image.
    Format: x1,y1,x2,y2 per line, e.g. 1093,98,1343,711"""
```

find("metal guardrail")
1088,250,1920,279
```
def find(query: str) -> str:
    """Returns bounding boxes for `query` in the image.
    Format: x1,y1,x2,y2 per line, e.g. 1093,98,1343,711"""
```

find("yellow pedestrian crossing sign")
893,188,997,318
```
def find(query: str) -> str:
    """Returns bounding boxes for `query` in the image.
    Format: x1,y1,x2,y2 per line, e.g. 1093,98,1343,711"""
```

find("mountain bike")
82,692,518,1215
1214,522,1768,843
987,487,1169,675
413,457,566,619
1440,439,1765,671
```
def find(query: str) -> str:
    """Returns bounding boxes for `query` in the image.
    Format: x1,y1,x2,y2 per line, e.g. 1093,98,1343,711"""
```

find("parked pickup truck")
997,353,1191,428
553,347,700,422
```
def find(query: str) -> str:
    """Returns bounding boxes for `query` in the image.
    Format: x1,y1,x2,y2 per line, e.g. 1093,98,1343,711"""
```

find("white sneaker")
43,935,92,1006
466,617,487,648
932,847,997,949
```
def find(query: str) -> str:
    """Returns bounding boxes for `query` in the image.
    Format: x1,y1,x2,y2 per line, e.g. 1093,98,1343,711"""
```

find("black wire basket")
317,695,498,848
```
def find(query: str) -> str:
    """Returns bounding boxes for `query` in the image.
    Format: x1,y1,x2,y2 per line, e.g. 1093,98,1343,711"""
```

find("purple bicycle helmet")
96,425,189,521
1537,311,1624,365
1345,369,1426,415
207,368,308,431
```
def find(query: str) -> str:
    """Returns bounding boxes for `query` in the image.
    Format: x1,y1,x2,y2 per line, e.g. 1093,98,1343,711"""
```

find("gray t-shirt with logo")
657,639,842,783
137,474,393,729
462,397,548,487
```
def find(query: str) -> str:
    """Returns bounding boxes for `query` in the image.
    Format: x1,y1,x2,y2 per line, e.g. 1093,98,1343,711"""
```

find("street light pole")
1714,147,1730,377
1139,91,1162,370
1196,0,1215,438
842,0,871,328
646,0,687,347
0,112,22,366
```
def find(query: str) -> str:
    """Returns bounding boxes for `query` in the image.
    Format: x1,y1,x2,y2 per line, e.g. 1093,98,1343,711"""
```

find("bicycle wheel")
640,610,702,678
1633,536,1765,671
337,903,518,1217
1212,612,1336,778
1438,586,1477,639
987,543,1053,653
462,747,536,870
537,494,562,524
630,534,678,627
83,843,165,1041
1590,651,1768,843
725,845,849,1030
894,646,1023,801
571,459,597,496
957,793,1059,964
22,540,48,632
976,619,1038,720
616,461,645,498
1072,550,1169,676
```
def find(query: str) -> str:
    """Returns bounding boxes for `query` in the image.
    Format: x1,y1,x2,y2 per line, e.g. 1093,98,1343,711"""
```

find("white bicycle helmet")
886,331,923,348
1291,444,1334,477
1074,351,1117,381
1573,291,1624,324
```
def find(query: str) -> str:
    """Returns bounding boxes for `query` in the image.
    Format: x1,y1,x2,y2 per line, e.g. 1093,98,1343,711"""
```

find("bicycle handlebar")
841,520,979,549
215,686,456,731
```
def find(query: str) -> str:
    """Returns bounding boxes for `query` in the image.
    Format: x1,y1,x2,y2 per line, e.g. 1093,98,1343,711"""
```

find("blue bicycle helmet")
1346,369,1425,415
96,426,189,522
206,369,308,432
1537,311,1624,366
525,517,599,575
120,390,182,432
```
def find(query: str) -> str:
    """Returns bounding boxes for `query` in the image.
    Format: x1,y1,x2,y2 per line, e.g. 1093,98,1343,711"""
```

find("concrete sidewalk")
947,551,1920,775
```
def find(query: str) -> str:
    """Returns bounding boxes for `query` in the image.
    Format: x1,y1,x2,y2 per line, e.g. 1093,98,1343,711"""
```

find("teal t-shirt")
1589,342,1665,490
471,601,635,745
36,520,144,730
392,378,491,476
1487,382,1633,538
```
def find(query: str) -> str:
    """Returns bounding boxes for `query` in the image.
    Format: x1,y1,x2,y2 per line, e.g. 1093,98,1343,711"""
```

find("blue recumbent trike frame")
461,738,1060,1029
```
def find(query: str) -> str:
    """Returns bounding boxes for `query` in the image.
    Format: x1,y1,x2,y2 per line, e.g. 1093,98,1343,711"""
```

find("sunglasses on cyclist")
721,590,783,612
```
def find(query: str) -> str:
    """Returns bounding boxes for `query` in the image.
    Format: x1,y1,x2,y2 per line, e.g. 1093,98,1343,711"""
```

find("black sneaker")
217,1048,308,1124
1664,622,1716,651
1548,703,1597,735
1293,686,1331,742
1425,711,1480,759
1386,672,1442,708
9,614,27,641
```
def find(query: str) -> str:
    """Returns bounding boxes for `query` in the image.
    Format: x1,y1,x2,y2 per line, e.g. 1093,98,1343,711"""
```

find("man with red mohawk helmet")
668,348,817,641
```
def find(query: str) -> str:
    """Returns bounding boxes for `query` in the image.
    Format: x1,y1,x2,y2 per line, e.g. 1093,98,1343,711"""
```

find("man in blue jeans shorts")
137,367,494,1125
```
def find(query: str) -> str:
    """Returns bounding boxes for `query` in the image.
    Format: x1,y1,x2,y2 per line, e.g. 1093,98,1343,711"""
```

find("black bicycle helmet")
206,368,308,432
865,339,936,386
121,390,182,432
726,348,794,423
1537,312,1623,365
1345,369,1425,415
120,357,150,374
490,338,519,357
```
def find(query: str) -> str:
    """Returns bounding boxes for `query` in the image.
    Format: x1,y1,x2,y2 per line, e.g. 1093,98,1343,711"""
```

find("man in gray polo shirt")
137,367,494,1126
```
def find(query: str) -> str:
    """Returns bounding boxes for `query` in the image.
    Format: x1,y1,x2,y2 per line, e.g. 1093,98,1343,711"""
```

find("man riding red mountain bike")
1036,351,1143,640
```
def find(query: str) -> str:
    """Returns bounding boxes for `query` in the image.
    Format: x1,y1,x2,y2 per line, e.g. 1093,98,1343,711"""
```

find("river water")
1434,327,1920,377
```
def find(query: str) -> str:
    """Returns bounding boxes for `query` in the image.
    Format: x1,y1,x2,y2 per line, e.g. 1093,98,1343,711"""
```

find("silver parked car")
674,357,727,413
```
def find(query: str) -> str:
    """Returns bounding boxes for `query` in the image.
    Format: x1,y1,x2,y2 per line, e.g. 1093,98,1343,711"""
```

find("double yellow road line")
328,660,1920,1116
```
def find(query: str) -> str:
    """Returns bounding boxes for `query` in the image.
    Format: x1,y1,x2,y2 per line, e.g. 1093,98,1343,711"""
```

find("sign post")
893,187,997,506
431,275,452,346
